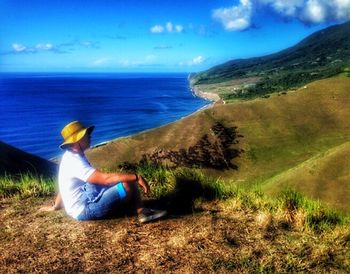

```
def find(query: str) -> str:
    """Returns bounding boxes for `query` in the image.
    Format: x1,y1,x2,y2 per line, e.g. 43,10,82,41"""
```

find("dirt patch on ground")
1,197,349,273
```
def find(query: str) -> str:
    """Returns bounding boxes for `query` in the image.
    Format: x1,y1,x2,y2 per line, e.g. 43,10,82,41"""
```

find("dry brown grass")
1,197,349,273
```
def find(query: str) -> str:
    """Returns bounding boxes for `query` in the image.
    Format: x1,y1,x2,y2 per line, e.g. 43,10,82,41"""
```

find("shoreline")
89,101,215,151
190,85,221,103
89,76,219,149
50,76,217,161
188,75,221,103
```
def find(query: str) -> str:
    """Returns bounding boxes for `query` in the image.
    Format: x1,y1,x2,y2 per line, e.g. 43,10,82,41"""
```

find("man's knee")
122,181,136,199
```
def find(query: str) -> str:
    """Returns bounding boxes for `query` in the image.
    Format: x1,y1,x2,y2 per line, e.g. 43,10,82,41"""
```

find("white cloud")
7,40,100,55
145,54,156,61
153,45,173,50
260,0,304,16
175,25,184,33
81,41,92,47
12,42,55,53
35,43,54,50
151,22,184,33
302,0,327,23
180,56,206,66
213,0,350,31
12,43,26,52
333,0,350,19
192,56,205,65
92,58,109,66
300,0,350,23
166,22,173,32
212,0,253,31
150,25,164,33
120,60,130,67
118,55,158,67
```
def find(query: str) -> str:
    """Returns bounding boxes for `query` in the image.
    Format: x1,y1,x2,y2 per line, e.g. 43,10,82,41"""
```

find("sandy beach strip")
188,75,221,102
190,85,220,102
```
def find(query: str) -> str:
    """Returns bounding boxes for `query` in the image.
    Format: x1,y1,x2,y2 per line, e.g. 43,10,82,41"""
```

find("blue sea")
0,73,209,160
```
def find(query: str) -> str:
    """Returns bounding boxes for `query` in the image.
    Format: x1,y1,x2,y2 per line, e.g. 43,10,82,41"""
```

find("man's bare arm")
87,170,150,194
87,170,138,186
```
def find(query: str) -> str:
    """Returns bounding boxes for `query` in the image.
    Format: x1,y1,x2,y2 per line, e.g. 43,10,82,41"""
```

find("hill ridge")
0,141,57,177
261,139,350,187
191,21,350,100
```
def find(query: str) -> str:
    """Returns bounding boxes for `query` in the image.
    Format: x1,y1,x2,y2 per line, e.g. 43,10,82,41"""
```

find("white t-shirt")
58,150,96,219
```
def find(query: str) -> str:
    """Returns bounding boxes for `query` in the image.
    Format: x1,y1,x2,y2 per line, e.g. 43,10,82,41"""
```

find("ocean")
0,73,209,160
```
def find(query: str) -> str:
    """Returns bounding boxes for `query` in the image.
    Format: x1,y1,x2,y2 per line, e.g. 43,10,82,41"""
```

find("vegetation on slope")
191,21,350,100
88,77,350,213
0,141,57,178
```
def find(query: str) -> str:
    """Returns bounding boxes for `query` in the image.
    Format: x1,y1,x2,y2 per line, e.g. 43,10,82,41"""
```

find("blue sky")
1,0,349,73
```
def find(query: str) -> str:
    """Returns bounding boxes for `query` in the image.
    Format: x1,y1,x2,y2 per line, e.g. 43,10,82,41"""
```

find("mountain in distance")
191,20,350,99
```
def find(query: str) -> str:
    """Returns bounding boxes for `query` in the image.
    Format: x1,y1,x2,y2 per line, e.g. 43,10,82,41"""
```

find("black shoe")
138,208,167,223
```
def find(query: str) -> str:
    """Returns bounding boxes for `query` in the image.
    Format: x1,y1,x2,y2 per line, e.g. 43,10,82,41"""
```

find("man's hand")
39,196,63,212
39,205,57,212
137,176,150,194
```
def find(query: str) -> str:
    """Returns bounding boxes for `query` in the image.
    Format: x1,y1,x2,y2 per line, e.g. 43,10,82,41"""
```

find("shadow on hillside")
109,173,225,220
121,122,244,170
0,141,57,178
145,175,221,215
108,122,244,220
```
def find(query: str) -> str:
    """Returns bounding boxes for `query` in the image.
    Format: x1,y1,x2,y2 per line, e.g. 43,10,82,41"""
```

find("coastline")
188,75,221,103
89,101,215,151
190,85,221,103
51,75,217,161
89,75,219,149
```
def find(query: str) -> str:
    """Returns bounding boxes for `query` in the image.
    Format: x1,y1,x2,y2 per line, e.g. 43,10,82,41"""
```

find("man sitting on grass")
41,120,166,223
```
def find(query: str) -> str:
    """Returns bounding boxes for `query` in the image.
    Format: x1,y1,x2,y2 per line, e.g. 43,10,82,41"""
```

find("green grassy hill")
191,21,350,100
88,76,350,212
262,141,350,213
0,141,57,177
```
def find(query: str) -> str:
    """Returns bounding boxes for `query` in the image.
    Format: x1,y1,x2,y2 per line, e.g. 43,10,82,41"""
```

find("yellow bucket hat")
60,121,95,149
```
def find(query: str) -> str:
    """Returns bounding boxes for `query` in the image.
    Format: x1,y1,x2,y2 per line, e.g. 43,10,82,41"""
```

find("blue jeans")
77,182,127,221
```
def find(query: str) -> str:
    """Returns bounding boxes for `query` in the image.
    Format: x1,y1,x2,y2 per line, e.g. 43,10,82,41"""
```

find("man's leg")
122,180,167,223
122,180,144,214
80,183,126,220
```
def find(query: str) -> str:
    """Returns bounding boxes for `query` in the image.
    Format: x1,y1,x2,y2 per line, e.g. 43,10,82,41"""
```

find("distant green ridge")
191,21,350,99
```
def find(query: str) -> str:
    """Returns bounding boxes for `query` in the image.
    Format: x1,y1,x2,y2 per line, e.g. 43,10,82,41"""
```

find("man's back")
58,150,95,219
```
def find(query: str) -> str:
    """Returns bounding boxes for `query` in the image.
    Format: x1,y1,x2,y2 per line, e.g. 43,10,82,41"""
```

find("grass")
99,163,350,233
1,169,349,272
276,189,349,232
1,166,348,233
0,173,55,199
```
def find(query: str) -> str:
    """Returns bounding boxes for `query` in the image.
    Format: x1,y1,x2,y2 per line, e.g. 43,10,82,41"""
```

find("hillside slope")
262,141,350,213
88,76,350,212
191,21,350,99
0,141,57,177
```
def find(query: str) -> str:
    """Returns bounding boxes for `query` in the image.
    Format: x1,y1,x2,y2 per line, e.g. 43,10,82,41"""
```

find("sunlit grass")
1,167,349,233
120,163,350,232
0,174,55,199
